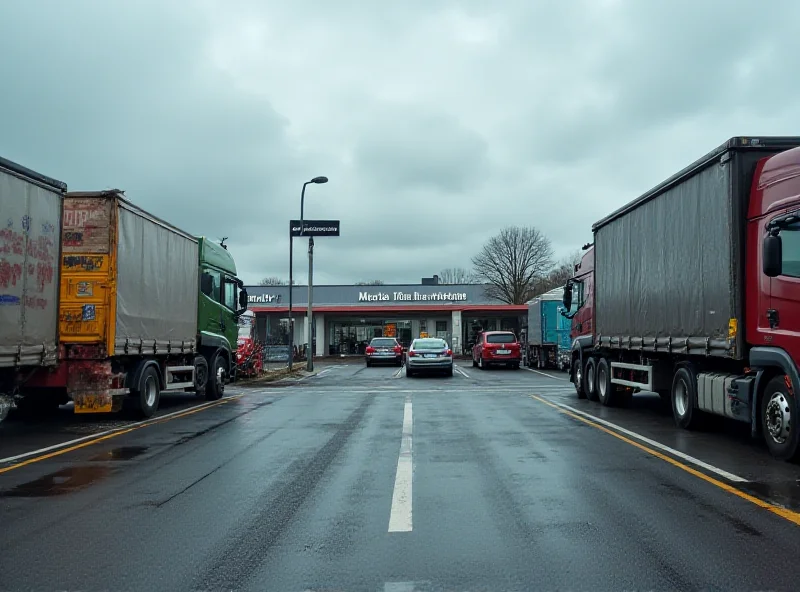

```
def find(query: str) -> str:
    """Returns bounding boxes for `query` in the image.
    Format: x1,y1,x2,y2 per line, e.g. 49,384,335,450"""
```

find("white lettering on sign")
358,291,468,302
248,294,282,304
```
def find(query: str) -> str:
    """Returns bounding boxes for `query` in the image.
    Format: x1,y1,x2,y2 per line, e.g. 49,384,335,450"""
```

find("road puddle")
743,480,800,511
90,446,149,461
0,466,111,497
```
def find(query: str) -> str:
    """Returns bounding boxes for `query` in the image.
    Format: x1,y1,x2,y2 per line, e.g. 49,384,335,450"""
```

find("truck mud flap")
67,360,128,414
72,390,127,414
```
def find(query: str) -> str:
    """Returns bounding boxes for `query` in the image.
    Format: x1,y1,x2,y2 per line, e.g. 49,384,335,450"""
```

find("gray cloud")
2,0,799,286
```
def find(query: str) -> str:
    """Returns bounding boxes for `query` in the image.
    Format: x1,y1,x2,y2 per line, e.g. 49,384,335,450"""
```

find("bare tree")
471,226,554,304
355,280,385,286
535,250,582,295
438,267,479,284
258,276,289,286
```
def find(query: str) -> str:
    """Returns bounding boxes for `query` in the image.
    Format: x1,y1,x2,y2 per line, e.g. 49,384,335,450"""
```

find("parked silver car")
406,338,453,377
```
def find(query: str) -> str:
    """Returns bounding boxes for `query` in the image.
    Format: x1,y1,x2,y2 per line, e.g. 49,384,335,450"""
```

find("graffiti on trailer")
0,261,23,289
23,295,48,310
26,235,55,261
63,206,105,229
63,255,104,271
0,229,55,261
0,228,24,256
0,294,21,305
64,231,84,247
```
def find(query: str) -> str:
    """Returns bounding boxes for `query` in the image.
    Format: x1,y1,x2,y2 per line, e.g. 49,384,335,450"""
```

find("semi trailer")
563,136,800,461
0,156,66,422
524,287,570,370
1,178,248,422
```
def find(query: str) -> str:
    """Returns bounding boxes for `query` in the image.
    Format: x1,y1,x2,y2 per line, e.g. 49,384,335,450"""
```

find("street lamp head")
311,176,329,184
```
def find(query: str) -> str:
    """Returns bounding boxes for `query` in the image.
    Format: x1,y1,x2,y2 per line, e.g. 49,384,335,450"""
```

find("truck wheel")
761,375,800,461
596,358,620,407
572,359,586,399
134,366,161,418
671,366,700,429
194,355,209,396
584,358,599,401
206,351,228,401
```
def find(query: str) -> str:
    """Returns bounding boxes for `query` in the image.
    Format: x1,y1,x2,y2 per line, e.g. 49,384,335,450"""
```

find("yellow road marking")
529,394,800,527
0,395,244,475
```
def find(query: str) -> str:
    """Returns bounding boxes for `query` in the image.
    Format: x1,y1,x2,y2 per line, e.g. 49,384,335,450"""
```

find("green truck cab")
198,237,248,396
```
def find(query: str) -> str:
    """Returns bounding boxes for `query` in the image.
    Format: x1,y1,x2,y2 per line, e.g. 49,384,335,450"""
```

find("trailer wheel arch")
126,358,164,392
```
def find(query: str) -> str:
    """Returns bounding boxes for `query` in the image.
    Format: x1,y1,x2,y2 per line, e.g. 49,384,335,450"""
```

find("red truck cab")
472,331,522,370
564,246,595,395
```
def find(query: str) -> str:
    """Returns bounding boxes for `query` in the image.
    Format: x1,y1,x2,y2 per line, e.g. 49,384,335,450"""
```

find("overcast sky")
2,1,799,285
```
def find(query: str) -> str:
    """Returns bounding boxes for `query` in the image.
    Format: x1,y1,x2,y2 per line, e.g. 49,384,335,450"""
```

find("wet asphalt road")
2,362,800,591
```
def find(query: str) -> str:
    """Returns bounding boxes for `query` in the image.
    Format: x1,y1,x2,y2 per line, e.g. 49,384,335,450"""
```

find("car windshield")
487,333,516,344
370,338,397,347
413,339,447,349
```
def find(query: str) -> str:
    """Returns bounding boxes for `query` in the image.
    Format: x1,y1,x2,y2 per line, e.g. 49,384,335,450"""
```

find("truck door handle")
767,309,779,329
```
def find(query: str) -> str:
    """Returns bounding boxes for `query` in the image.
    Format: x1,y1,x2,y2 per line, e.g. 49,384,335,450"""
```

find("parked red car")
472,331,522,370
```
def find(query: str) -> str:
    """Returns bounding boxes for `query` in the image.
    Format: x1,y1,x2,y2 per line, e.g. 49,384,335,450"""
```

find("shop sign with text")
358,291,467,303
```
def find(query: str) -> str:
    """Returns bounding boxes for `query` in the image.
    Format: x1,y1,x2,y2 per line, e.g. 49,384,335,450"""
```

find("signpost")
290,219,341,371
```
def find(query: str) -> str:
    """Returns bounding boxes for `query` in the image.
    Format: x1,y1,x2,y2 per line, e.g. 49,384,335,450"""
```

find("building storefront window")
329,319,413,355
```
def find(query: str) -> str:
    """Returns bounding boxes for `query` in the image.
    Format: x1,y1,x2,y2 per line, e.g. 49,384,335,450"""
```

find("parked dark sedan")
365,337,404,366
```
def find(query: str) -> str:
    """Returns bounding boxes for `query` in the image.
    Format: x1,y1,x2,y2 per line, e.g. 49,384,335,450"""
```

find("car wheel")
447,365,454,377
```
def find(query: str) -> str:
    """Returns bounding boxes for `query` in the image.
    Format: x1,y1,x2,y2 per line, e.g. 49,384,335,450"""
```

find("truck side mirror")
763,234,782,277
562,281,573,312
239,288,248,310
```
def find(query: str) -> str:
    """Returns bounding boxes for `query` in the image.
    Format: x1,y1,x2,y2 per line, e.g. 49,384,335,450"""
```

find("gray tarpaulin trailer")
0,156,67,421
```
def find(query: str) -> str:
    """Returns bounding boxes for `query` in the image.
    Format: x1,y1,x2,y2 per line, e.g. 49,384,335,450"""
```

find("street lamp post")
288,176,328,371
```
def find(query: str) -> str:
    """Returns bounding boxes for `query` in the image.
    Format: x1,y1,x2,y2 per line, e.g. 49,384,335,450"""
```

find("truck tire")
761,375,800,461
194,355,209,396
206,351,228,401
596,357,621,407
584,358,599,401
572,359,586,399
133,366,161,418
671,366,700,430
